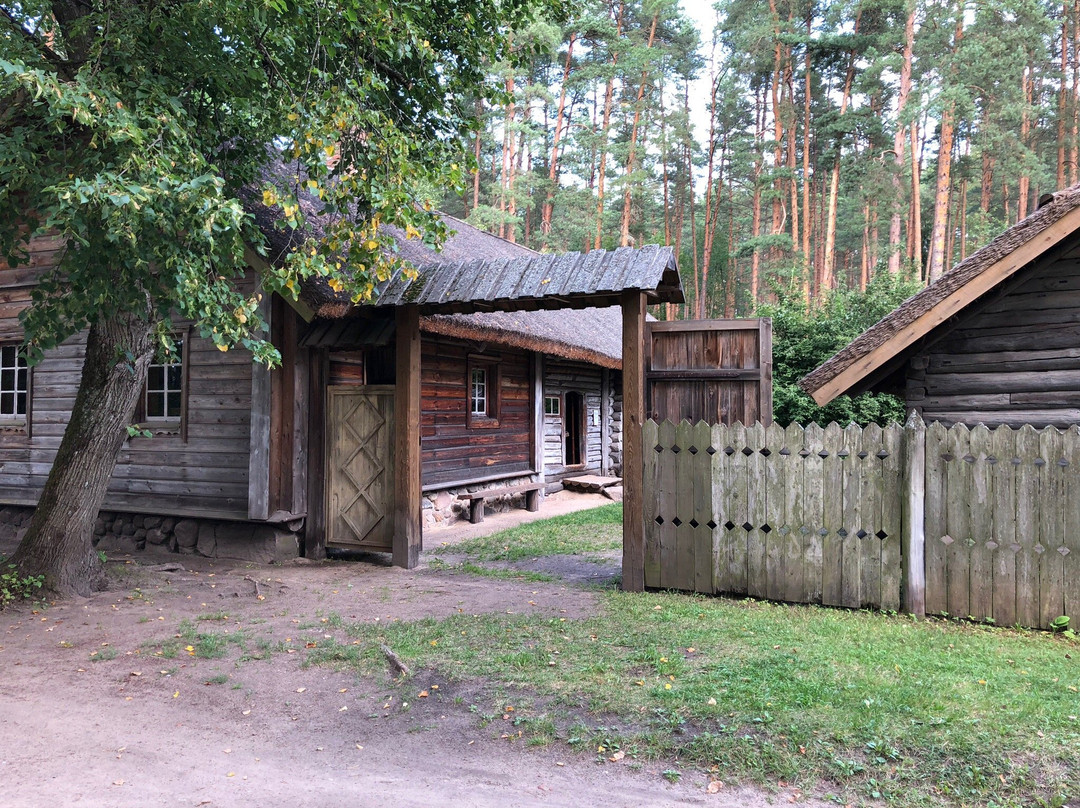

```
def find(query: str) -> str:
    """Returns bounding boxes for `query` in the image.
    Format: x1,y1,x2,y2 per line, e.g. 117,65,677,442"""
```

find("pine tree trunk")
620,13,658,247
888,2,915,275
801,13,812,302
542,34,575,236
1059,8,1069,190
822,19,859,293
910,120,923,279
10,308,155,596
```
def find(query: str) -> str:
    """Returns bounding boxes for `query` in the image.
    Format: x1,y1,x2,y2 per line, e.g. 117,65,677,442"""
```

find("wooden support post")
621,291,647,591
393,305,422,569
248,289,272,521
902,409,926,617
601,367,612,476
531,352,546,503
304,348,328,560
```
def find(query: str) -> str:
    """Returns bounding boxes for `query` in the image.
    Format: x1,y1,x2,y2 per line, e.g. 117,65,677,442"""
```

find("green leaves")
1,0,549,363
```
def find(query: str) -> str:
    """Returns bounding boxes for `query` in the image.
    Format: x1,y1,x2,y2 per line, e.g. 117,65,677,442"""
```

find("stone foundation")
0,506,300,564
422,476,542,527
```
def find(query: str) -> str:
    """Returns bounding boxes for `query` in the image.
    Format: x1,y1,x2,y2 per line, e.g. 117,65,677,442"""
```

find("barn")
800,185,1080,427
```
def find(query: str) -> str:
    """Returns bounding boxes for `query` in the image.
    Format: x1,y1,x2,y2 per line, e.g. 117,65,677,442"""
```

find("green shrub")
0,558,44,608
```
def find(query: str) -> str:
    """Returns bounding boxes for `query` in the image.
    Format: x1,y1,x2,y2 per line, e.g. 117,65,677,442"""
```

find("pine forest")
441,0,1077,320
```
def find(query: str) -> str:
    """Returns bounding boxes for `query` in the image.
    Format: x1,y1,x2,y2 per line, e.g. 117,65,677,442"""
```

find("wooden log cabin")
0,212,682,566
800,185,1080,428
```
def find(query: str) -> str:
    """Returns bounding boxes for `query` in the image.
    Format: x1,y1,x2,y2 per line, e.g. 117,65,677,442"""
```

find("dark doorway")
564,391,585,466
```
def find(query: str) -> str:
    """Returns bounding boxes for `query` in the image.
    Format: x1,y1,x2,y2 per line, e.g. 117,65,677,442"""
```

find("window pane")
167,365,182,390
167,392,182,418
148,366,164,390
147,392,164,418
16,392,26,415
16,368,27,391
0,392,13,415
1,369,13,391
0,346,13,367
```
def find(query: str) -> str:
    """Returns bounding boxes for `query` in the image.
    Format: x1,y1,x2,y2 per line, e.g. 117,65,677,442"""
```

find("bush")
0,558,44,609
756,273,921,427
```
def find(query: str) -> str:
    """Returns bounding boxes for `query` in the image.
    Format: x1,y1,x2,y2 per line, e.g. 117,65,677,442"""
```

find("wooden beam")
901,410,926,617
247,288,272,521
645,368,763,381
393,304,422,569
244,245,315,322
621,290,646,592
532,352,546,498
601,367,611,476
304,348,328,560
759,317,773,426
811,205,1080,405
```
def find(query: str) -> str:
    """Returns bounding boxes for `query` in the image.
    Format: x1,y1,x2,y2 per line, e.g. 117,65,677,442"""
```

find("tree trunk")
594,1,623,251
822,16,859,293
909,119,923,279
620,13,659,247
542,33,575,236
1059,7,1069,191
888,2,915,275
10,308,155,596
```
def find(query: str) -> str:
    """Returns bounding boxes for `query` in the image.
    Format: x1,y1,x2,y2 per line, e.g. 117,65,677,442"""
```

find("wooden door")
326,385,394,551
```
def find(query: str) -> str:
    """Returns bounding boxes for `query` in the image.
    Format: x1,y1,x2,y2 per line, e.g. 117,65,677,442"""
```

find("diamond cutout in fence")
818,528,829,536
876,450,890,459
837,528,849,537
761,524,772,534
1059,457,1070,467
760,447,771,457
741,446,754,456
987,455,998,465
963,454,976,463
688,445,698,455
857,451,868,459
799,449,811,457
942,453,955,462
742,521,754,532
671,444,681,454
838,450,850,459
985,541,998,551
1059,546,1071,557
778,525,791,536
1034,543,1046,554
654,444,664,454
1010,543,1022,553
779,447,791,456
655,515,664,525
856,529,868,539
707,520,717,530
706,446,717,455
1035,458,1046,467
672,517,683,527
724,446,736,456
876,530,888,540
724,520,736,531
940,534,954,546
689,519,699,529
1011,457,1022,465
799,526,811,535
818,450,829,458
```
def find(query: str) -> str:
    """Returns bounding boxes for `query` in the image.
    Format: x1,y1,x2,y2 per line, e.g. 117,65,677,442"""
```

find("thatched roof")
799,184,1080,405
423,307,628,369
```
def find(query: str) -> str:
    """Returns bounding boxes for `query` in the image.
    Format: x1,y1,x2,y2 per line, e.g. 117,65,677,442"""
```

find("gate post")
902,409,926,617
393,304,422,569
621,290,646,592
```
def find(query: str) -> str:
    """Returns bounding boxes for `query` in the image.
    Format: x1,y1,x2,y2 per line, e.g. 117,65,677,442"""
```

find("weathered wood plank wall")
0,241,254,518
542,358,617,479
909,256,1080,427
643,415,1079,629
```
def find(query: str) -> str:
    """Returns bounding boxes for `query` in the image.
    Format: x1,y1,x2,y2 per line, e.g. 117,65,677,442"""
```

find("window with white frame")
467,357,500,428
470,366,488,416
544,395,560,415
143,338,184,424
0,345,28,424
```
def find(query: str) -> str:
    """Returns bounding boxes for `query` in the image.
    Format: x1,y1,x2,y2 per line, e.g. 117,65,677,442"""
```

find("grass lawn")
446,503,623,561
318,507,1079,807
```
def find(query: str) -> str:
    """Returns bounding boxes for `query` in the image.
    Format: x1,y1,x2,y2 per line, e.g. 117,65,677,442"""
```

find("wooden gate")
326,385,394,551
646,319,772,425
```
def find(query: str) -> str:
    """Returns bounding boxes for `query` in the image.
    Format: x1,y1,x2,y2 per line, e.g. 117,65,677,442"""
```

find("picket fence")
642,414,1080,629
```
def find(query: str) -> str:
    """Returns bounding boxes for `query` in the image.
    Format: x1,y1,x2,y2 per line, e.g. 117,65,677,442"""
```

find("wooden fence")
642,414,1080,629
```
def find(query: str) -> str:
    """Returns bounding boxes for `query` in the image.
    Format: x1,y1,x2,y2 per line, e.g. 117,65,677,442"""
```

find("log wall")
909,256,1080,427
0,238,255,519
420,334,533,487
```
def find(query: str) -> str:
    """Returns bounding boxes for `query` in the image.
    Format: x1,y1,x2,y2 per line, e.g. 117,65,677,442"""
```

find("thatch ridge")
799,183,1080,399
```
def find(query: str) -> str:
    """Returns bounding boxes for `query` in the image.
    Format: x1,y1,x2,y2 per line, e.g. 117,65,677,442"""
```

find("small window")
544,395,560,415
0,345,28,426
136,334,187,435
467,357,499,428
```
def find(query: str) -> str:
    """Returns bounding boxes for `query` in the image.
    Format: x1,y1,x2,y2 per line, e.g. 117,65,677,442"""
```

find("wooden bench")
458,482,544,524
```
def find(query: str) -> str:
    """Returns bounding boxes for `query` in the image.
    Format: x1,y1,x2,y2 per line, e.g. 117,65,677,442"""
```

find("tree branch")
0,7,78,79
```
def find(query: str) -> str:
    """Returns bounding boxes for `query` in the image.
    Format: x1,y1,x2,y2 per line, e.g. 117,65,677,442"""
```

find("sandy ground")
0,498,824,808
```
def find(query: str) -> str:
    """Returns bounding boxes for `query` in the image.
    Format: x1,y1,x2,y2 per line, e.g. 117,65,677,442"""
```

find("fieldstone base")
422,477,543,528
0,506,299,564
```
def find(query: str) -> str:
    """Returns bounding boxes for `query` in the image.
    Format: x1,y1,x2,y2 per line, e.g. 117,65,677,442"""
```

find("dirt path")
1,522,821,807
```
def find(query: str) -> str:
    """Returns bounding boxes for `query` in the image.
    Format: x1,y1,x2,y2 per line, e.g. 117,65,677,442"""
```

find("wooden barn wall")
908,255,1080,428
420,334,533,487
609,370,623,474
543,358,607,478
0,239,254,519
